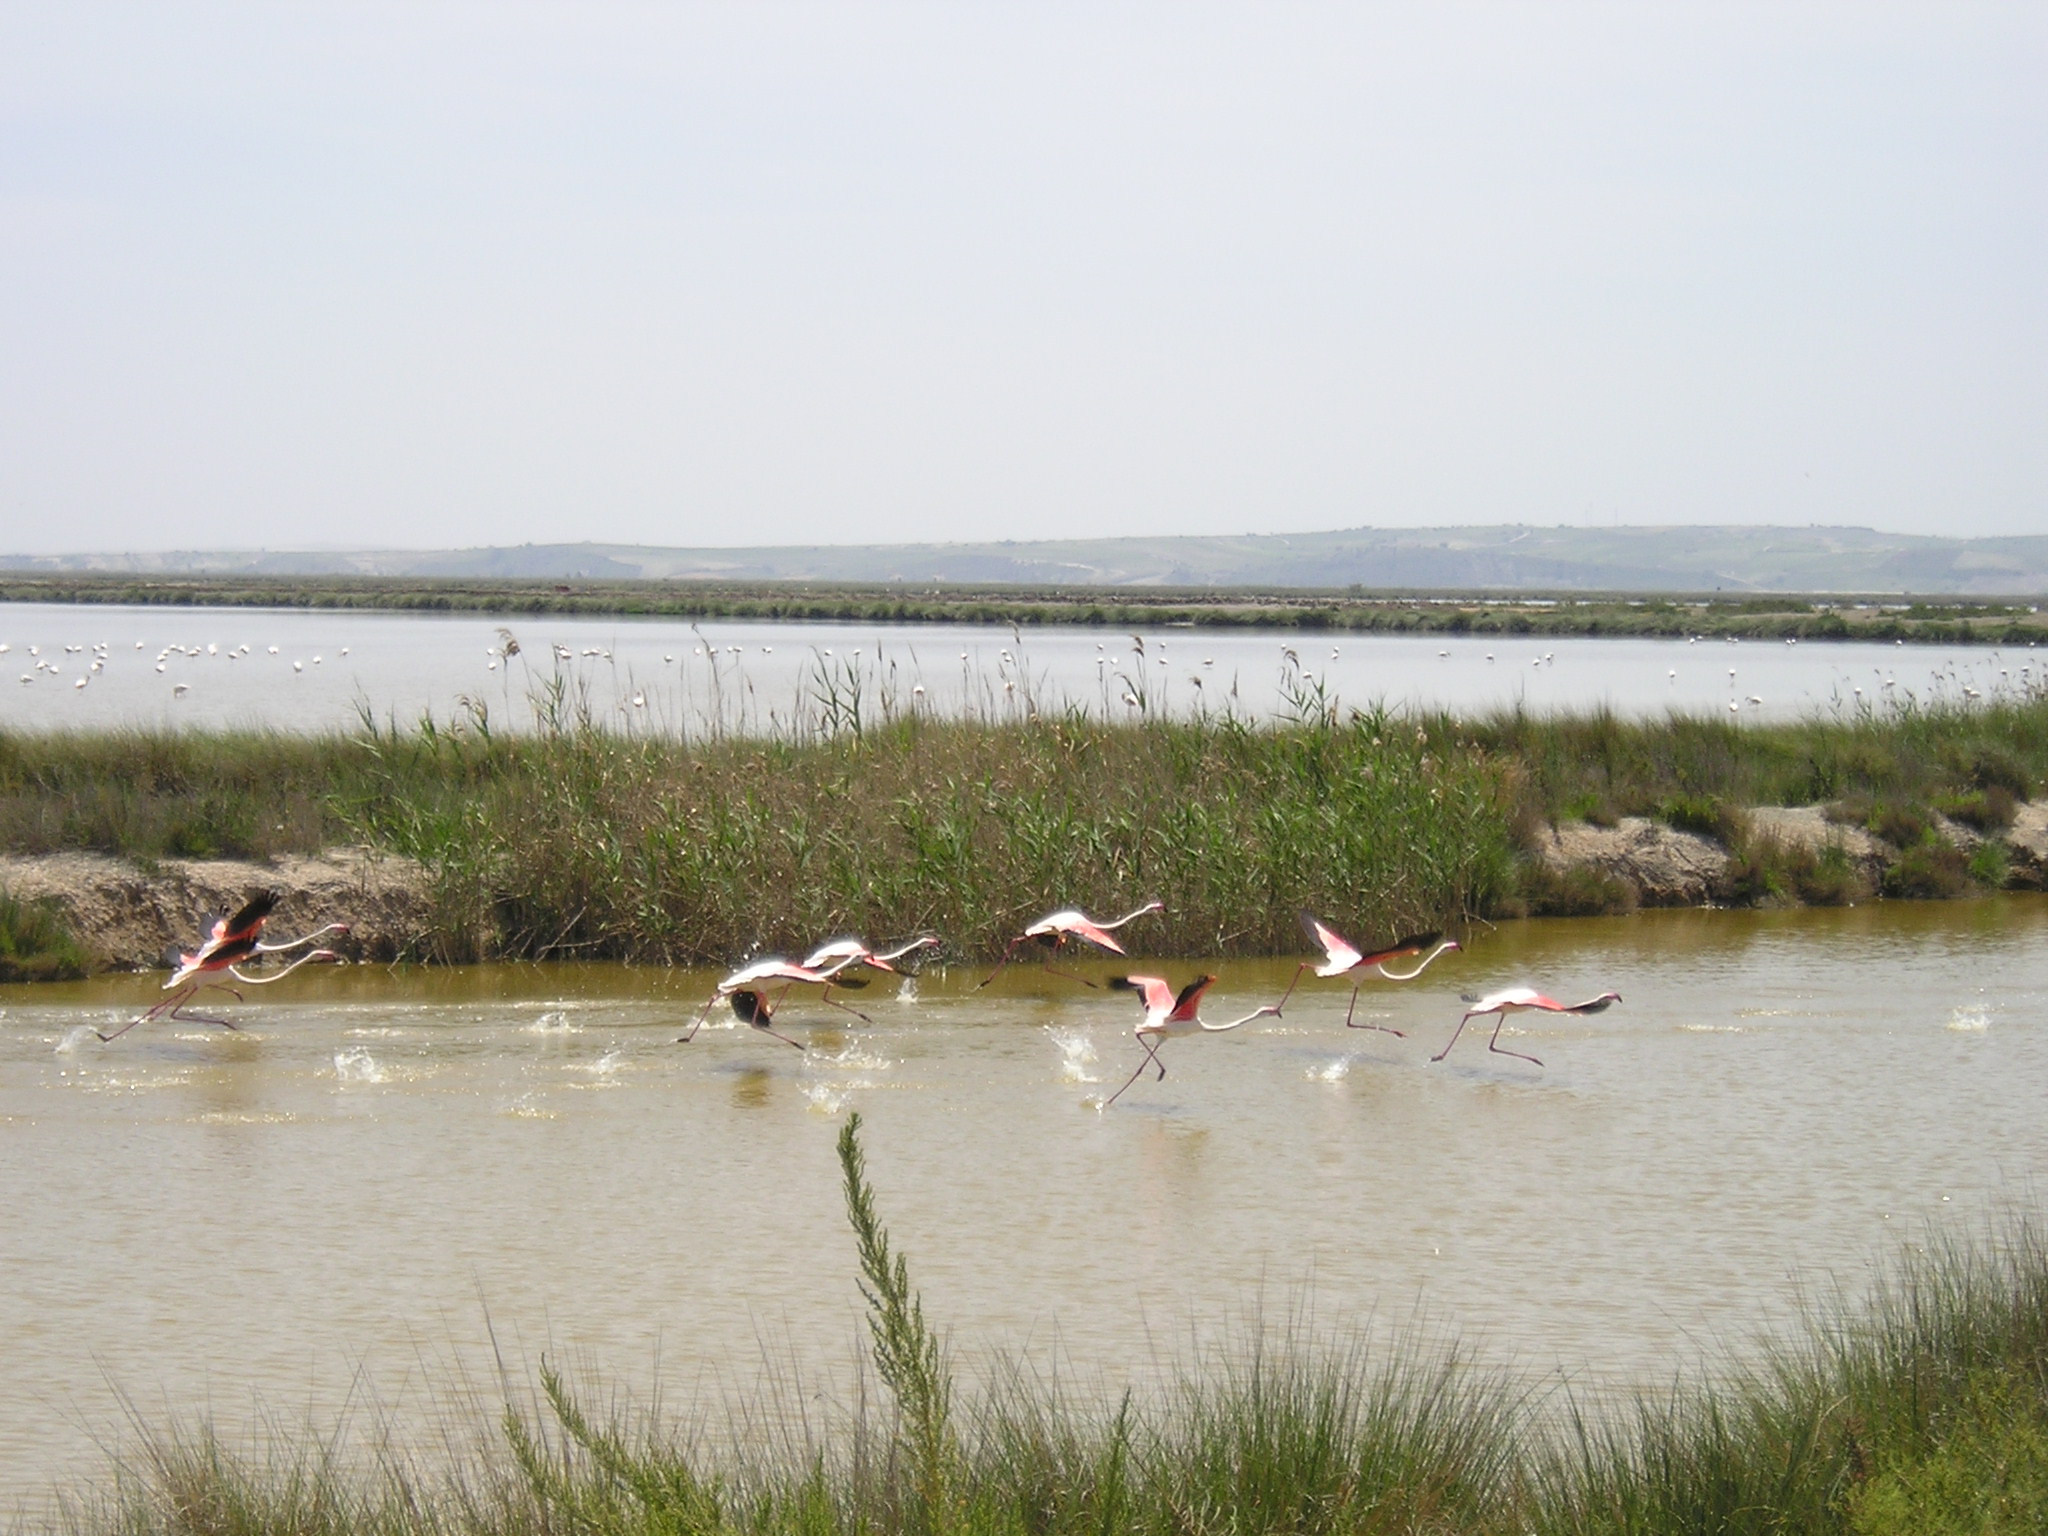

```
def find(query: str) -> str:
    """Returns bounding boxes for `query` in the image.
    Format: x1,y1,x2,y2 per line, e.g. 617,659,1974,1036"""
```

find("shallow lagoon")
2,600,2039,734
3,898,2045,1502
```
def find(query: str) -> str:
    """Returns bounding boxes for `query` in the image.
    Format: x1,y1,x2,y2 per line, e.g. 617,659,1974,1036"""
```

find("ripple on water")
1045,1026,1098,1083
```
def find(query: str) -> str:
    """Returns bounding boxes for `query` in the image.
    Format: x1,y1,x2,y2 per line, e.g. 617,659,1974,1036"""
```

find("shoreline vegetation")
2,674,2047,976
39,1114,2048,1534
5,571,2048,645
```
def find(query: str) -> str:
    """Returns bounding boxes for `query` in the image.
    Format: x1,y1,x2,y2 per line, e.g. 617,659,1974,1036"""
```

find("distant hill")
6,525,2046,595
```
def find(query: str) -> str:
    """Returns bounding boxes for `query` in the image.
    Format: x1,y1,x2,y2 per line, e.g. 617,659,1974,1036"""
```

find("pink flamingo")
1101,974,1279,1107
1273,910,1461,1031
978,901,1164,988
98,890,348,1042
678,957,872,1044
801,935,940,977
1432,987,1622,1067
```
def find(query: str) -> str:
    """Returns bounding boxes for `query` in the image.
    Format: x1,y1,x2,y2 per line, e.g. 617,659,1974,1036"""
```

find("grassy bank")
42,1115,2048,1536
2,689,2045,963
5,571,2045,645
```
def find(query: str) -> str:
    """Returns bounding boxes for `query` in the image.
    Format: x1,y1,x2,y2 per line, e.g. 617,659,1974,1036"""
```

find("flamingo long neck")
1200,1007,1271,1033
1098,902,1162,932
255,923,348,953
1376,941,1457,981
227,950,339,984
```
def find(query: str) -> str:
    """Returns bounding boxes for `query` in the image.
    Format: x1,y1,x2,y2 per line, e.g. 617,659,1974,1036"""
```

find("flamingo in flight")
678,958,872,1045
1273,910,1461,1031
97,890,348,1042
977,901,1164,988
1101,974,1278,1107
1432,987,1622,1068
801,934,939,977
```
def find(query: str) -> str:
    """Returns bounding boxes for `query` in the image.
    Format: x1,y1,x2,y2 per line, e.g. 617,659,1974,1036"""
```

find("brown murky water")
4,898,2046,1505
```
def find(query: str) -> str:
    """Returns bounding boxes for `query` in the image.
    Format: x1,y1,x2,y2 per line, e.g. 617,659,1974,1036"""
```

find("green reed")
4,679,2046,963
38,1121,2048,1536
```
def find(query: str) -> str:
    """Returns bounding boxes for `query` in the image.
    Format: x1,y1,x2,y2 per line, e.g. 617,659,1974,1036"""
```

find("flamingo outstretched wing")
1168,975,1216,1022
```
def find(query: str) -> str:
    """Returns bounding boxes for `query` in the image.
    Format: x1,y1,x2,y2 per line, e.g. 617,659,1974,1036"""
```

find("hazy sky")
2,3,2042,553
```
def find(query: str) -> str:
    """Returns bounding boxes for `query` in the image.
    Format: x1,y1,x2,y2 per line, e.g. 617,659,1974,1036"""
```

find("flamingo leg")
976,936,1030,989
820,989,875,1025
1103,1036,1164,1107
96,986,189,1042
1486,1014,1544,1067
754,1022,808,1050
1342,983,1404,1036
1431,1010,1480,1063
166,985,244,1030
677,990,721,1043
1271,962,1314,1015
1039,959,1100,988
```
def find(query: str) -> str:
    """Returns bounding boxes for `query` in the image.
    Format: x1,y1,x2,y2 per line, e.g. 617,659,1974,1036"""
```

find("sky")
1,3,2042,554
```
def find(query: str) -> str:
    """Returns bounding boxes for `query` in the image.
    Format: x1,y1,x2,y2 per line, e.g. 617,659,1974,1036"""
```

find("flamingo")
801,934,940,977
97,890,348,1042
1101,974,1278,1107
977,901,1164,988
678,958,872,1044
1273,910,1460,1031
1432,987,1622,1067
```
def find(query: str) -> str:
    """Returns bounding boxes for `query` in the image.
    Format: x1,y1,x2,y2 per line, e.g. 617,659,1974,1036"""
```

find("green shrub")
0,886,92,981
1968,840,2012,888
1939,785,2019,832
1884,841,1973,899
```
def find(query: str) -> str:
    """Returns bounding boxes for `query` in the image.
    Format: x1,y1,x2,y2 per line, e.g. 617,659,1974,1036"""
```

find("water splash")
569,1050,625,1077
333,1047,386,1083
801,1083,848,1116
1045,1026,1098,1083
525,1010,578,1034
54,1026,101,1055
1946,1004,1990,1033
1308,1055,1354,1083
895,976,920,1004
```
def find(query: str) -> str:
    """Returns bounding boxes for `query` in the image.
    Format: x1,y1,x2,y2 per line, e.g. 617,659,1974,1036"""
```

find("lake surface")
1,601,2040,734
4,898,2045,1506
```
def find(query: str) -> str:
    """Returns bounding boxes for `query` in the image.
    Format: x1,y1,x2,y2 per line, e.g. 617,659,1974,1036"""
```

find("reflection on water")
3,898,2047,1501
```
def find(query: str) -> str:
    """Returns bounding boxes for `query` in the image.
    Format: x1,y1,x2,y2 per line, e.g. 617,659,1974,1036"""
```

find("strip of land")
2,570,2045,645
3,692,2044,978
9,522,2048,593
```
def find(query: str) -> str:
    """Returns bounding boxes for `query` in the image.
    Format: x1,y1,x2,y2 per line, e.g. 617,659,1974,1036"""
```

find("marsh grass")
0,885,93,980
4,683,2047,961
41,1125,2048,1536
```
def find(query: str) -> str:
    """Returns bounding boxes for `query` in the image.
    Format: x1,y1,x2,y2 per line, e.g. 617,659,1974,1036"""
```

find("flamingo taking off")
978,901,1164,988
1101,974,1278,1106
1273,910,1461,1031
1432,987,1622,1067
678,958,873,1044
801,935,940,977
98,890,348,1042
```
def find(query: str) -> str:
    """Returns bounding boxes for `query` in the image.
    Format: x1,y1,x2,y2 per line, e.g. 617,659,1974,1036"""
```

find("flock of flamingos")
99,891,1622,1106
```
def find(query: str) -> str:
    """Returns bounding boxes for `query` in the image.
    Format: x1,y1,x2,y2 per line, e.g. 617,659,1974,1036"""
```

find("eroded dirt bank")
0,848,431,969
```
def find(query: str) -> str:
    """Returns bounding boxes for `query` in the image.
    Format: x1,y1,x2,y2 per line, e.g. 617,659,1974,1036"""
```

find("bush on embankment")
339,708,1514,963
4,687,2047,960
52,1117,2048,1536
